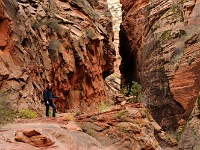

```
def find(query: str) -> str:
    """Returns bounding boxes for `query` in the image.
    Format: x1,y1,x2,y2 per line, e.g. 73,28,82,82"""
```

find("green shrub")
151,23,160,32
121,81,142,103
0,105,16,124
121,84,129,96
46,19,62,34
49,39,61,50
0,92,16,124
33,19,62,34
17,109,38,119
114,110,129,120
97,101,112,113
32,19,44,29
129,81,142,102
160,30,172,41
85,129,98,138
145,5,151,17
160,29,186,41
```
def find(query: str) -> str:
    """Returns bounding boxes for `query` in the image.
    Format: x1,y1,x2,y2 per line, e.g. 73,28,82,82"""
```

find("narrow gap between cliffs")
106,0,122,92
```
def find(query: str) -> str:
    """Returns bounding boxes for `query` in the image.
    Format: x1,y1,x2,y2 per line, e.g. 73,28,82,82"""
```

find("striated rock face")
178,99,200,149
0,0,115,113
120,0,200,130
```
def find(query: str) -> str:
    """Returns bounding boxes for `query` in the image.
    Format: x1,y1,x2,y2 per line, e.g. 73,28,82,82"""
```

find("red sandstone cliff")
120,0,200,130
0,0,115,113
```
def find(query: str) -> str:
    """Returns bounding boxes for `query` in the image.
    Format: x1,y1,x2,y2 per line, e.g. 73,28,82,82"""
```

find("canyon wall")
0,0,115,113
120,0,200,130
178,99,200,149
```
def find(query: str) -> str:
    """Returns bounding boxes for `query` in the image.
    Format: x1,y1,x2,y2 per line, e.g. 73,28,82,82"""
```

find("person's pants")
45,101,57,117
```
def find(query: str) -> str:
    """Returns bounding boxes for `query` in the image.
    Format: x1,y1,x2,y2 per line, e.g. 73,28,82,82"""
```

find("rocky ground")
0,100,179,150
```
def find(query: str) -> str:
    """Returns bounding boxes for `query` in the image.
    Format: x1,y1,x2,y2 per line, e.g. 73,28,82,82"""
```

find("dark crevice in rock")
119,23,185,130
119,25,138,85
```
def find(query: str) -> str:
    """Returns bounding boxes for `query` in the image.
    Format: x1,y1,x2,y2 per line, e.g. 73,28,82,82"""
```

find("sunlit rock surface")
0,0,115,113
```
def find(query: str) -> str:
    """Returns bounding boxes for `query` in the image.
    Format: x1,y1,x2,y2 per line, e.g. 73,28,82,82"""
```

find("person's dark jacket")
43,89,59,102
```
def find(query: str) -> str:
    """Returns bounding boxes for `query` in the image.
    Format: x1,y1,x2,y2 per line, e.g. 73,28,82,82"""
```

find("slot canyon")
1,0,200,149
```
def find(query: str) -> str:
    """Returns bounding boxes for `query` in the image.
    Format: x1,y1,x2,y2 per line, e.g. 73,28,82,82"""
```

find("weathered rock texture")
76,103,178,150
0,100,178,149
106,0,121,92
0,122,103,149
178,98,200,149
0,0,115,113
120,0,200,130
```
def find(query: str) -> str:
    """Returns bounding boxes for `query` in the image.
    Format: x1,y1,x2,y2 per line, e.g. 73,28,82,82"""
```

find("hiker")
43,83,59,117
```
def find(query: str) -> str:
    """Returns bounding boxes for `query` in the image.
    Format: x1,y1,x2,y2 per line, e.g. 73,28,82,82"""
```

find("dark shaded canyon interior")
119,25,138,84
118,2,187,130
119,27,185,130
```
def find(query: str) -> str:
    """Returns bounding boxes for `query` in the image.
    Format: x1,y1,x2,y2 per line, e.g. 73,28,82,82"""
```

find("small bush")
129,81,142,102
114,110,129,120
46,19,62,34
33,19,62,34
121,81,142,103
32,19,44,29
49,39,61,50
33,22,40,29
17,109,38,119
0,106,16,124
160,29,186,41
0,92,16,124
121,85,129,96
85,129,97,138
97,101,112,113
